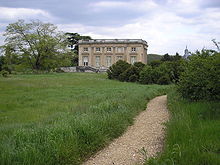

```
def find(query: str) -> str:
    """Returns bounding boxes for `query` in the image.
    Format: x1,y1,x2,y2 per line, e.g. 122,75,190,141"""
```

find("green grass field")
146,90,220,165
0,73,169,165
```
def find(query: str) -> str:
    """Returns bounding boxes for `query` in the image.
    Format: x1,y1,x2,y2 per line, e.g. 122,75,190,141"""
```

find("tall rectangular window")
84,47,88,52
82,56,89,66
130,56,136,64
95,56,100,67
106,56,112,67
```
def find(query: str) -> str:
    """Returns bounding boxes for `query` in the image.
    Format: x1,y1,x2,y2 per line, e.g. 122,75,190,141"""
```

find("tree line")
107,49,220,101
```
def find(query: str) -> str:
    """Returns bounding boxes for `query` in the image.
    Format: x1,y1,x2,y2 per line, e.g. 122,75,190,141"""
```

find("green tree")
178,49,220,101
0,45,21,73
3,20,71,71
65,33,91,66
161,53,172,61
174,52,182,61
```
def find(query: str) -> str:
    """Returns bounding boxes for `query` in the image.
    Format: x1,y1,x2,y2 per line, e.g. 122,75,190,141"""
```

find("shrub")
149,60,162,68
107,60,131,79
1,70,9,77
119,66,139,82
157,74,171,85
139,66,154,84
128,74,138,82
177,50,220,101
160,60,186,83
133,62,145,71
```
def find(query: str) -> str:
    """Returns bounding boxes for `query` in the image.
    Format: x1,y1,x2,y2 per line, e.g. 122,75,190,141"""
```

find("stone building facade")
78,39,148,68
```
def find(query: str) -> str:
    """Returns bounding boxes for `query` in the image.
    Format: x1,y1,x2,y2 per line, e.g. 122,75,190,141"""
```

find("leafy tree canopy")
65,32,91,52
3,19,71,71
65,32,92,66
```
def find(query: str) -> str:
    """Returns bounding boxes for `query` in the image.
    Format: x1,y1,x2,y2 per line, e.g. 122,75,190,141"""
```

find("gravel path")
83,95,169,165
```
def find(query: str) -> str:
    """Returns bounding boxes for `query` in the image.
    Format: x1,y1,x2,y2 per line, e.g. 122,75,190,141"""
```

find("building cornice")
78,39,148,46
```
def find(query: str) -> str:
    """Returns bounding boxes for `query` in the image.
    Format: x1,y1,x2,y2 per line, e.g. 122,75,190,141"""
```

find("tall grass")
0,73,169,165
146,89,220,165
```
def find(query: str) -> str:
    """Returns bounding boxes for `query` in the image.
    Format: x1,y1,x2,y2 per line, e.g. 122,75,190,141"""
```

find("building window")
116,56,123,61
131,47,136,52
96,47,101,52
107,47,112,52
95,56,100,67
84,47,88,52
130,56,136,64
82,56,89,66
106,56,112,67
117,47,124,53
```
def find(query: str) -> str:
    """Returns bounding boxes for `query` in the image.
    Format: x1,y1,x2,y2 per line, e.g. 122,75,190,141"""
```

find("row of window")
83,47,137,52
82,56,137,67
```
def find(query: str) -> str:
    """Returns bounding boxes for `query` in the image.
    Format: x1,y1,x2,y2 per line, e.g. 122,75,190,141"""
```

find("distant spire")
184,45,191,59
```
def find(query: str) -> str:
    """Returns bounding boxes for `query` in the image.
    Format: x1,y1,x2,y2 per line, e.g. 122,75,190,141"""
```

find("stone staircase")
60,66,108,73
76,66,108,73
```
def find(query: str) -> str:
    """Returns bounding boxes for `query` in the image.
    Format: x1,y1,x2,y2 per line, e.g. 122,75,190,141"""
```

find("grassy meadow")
0,73,169,165
146,90,220,165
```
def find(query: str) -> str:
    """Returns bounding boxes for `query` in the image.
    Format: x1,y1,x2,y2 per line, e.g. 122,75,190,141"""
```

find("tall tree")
65,33,91,65
65,32,91,53
3,20,71,71
174,52,181,61
161,53,172,61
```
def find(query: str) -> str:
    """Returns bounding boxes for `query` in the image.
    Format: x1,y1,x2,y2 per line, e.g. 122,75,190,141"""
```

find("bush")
157,74,171,85
149,60,162,68
177,50,220,101
160,60,186,83
1,70,9,77
107,59,184,85
107,60,131,79
139,66,154,84
128,74,138,82
133,62,145,71
118,66,139,82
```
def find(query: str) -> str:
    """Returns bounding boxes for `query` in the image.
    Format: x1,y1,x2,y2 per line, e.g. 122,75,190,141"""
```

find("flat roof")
78,39,148,46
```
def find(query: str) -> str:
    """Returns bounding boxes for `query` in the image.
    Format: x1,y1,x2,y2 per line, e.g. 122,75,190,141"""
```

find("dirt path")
83,95,169,165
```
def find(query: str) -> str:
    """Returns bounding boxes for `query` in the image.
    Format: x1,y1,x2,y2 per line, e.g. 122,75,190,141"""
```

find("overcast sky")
0,0,220,54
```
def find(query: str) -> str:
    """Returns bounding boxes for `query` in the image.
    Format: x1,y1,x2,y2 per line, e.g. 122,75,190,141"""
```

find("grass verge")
0,73,170,165
146,89,220,165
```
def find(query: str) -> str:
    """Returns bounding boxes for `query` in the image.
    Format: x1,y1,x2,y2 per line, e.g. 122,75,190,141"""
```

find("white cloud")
0,7,55,22
0,0,220,54
57,3,220,55
89,0,158,12
0,7,58,46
